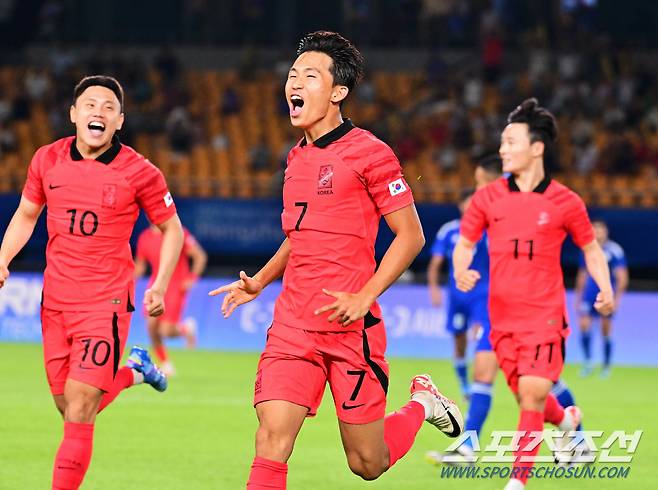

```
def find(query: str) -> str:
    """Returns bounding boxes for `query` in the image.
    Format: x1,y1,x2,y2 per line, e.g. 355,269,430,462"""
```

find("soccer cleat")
126,346,168,392
410,374,464,438
580,363,593,377
600,366,611,379
426,444,475,466
554,406,585,467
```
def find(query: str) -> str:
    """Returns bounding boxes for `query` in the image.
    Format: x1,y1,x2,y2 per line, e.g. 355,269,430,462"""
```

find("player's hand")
454,269,481,292
594,290,615,317
209,271,263,318
0,260,8,289
144,288,165,317
430,286,443,307
314,289,374,327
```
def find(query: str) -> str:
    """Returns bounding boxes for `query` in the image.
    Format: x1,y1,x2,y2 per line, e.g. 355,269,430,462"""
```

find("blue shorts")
579,296,614,319
446,293,491,352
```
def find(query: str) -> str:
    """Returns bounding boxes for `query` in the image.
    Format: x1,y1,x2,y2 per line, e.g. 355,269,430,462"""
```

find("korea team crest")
102,184,117,209
318,165,334,195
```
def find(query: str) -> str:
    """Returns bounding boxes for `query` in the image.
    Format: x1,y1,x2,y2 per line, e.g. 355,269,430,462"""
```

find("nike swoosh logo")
49,184,64,190
445,409,462,437
341,401,366,410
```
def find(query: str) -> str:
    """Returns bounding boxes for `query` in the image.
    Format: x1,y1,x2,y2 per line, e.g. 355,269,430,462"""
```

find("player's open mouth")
88,121,106,136
290,95,304,117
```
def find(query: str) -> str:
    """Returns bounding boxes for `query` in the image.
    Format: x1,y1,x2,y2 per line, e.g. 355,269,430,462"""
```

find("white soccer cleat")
410,374,464,438
554,405,587,467
426,444,475,466
503,478,525,490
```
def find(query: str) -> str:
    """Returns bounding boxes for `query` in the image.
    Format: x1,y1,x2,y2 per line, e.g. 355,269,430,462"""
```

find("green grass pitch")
0,343,654,489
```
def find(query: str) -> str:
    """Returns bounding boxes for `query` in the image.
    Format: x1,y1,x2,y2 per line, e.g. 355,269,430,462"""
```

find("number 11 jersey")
22,136,176,312
460,175,594,333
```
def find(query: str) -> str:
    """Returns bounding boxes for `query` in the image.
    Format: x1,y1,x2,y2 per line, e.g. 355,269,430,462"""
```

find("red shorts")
254,317,389,424
41,308,131,395
490,328,568,393
144,284,188,324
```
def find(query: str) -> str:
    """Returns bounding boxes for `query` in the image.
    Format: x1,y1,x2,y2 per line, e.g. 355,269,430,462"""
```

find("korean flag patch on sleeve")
388,178,407,196
163,191,174,208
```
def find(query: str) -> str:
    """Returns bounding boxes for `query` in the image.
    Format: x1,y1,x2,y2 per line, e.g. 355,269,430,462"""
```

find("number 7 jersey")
276,120,414,332
460,175,594,333
22,136,177,312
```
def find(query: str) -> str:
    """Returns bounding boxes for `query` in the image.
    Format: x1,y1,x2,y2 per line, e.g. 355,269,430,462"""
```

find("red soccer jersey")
275,120,414,332
136,226,196,287
460,175,594,332
22,136,176,312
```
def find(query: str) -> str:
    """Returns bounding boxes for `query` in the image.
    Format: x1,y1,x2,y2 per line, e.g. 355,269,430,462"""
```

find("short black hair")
476,154,503,176
507,98,557,147
296,31,364,93
73,75,124,111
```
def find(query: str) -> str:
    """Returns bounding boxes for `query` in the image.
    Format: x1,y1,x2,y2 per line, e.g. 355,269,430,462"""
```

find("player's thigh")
41,308,72,396
254,399,309,460
254,322,327,416
65,310,131,393
338,417,388,472
490,330,519,393
327,321,389,425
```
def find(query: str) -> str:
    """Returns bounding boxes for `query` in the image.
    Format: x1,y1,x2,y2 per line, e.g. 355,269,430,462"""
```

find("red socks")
52,422,94,490
97,367,134,414
543,393,565,426
513,410,543,484
383,400,425,468
155,345,168,363
247,456,288,489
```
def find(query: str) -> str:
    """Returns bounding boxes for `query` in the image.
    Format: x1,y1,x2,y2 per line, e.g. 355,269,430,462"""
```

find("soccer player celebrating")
427,189,490,399
453,99,614,489
575,219,628,378
135,225,207,375
0,76,183,490
210,31,463,488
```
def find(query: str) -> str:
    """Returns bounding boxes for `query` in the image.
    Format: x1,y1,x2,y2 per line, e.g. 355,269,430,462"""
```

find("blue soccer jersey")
431,219,491,349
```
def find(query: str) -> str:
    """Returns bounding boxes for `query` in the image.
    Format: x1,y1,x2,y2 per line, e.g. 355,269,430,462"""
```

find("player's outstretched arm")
0,196,44,288
581,240,614,315
144,214,184,317
452,235,481,292
209,238,290,318
315,204,425,327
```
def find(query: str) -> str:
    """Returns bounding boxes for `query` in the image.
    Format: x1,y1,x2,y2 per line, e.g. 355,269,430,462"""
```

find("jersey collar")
70,136,122,164
300,119,355,148
507,174,552,194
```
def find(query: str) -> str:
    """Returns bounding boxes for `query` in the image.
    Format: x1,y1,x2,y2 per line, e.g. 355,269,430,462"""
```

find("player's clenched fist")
594,289,615,317
454,269,481,292
144,288,165,317
209,270,263,319
0,260,8,289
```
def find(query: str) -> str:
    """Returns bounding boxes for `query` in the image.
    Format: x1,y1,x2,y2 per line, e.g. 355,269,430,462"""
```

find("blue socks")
580,331,592,363
603,337,612,367
552,379,582,431
454,358,469,396
463,382,492,449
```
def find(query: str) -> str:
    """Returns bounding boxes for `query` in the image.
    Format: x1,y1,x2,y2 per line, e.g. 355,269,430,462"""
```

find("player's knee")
64,395,100,423
346,451,387,480
518,390,547,412
254,426,295,462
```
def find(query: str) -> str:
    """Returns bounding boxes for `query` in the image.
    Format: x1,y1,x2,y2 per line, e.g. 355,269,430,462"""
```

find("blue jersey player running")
575,220,628,378
427,190,490,399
